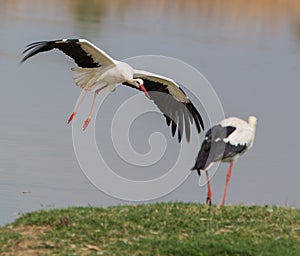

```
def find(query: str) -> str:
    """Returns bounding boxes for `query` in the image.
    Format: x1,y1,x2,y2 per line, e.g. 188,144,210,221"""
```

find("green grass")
0,202,299,255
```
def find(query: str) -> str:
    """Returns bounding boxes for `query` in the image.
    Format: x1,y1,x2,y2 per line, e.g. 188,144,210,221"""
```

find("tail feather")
71,67,101,89
191,147,209,176
191,165,202,176
191,138,213,176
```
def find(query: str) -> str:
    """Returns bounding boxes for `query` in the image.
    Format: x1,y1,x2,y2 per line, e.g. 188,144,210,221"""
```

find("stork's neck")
126,78,144,89
126,78,139,88
248,116,257,130
248,116,257,147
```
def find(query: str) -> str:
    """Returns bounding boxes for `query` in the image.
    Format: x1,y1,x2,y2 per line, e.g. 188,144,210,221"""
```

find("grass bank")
0,202,299,255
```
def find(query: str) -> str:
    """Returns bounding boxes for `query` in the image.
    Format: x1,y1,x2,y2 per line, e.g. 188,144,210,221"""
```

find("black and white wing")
192,124,247,175
21,39,116,68
123,70,204,143
192,116,255,175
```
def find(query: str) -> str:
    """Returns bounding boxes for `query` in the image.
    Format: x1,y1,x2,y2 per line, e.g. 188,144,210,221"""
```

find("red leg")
83,84,109,131
221,162,234,206
67,89,89,124
206,171,212,206
68,82,96,124
83,91,97,131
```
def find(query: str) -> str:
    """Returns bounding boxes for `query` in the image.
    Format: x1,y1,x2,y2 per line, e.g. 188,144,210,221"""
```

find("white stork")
192,116,257,206
21,39,204,142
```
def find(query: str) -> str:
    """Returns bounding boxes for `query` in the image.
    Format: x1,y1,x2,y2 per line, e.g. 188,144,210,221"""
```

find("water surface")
1,0,300,226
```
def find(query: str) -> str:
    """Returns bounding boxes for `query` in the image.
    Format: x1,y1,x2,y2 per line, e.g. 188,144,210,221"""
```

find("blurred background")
1,0,300,226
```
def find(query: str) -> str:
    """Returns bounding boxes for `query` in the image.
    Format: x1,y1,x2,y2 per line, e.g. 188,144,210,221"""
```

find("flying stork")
21,39,204,142
192,116,257,206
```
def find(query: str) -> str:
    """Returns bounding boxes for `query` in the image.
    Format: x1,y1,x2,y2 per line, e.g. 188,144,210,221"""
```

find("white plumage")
221,117,255,148
192,116,257,206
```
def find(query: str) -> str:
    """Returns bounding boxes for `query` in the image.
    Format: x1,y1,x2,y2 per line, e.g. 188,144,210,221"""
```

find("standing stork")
192,116,257,206
21,39,204,142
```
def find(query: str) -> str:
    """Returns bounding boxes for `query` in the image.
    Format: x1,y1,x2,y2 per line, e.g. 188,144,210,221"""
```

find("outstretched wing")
21,39,116,68
123,70,204,142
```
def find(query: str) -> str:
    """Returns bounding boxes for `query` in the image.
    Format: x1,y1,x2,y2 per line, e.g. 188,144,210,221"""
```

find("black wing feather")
192,125,241,175
21,39,101,68
177,107,184,142
123,78,204,142
164,114,172,126
183,109,191,142
222,143,247,160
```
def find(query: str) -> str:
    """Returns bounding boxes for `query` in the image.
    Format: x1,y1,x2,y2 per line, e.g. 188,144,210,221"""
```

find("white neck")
248,116,257,129
248,115,257,148
126,78,139,88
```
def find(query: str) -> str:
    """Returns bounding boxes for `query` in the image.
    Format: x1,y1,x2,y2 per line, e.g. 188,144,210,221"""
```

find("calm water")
1,0,300,226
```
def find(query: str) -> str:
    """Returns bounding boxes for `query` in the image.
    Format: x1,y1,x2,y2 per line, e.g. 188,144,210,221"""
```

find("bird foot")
83,117,91,131
206,196,212,206
67,112,77,124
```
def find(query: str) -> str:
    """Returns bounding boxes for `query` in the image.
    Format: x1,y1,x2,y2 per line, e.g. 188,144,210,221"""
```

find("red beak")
140,85,151,99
